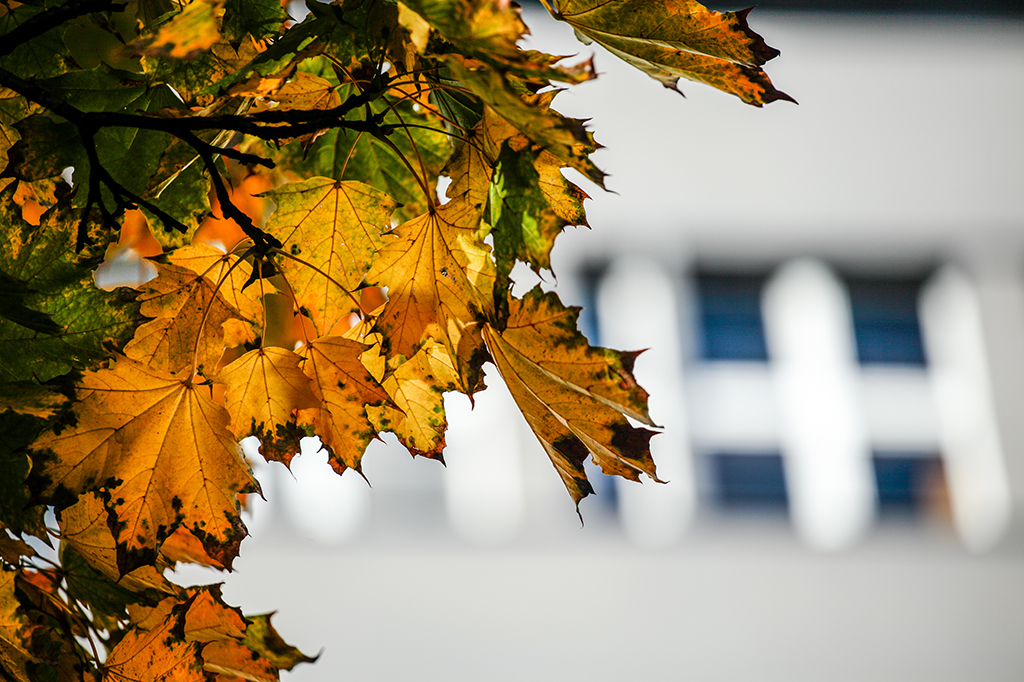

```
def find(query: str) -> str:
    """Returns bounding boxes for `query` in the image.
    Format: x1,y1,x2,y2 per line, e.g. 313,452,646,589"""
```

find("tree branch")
0,0,127,58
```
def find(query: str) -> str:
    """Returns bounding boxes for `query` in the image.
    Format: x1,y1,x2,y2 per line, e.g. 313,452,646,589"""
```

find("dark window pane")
709,453,788,510
696,273,769,361
872,453,946,516
846,276,927,365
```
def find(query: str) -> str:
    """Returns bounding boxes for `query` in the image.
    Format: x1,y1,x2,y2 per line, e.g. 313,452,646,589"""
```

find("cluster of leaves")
0,0,789,678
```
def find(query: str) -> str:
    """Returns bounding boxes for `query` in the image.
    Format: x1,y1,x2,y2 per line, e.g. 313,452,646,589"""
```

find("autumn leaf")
59,492,178,597
482,287,660,507
202,612,316,681
367,340,460,459
0,571,34,682
183,585,248,643
168,242,268,324
548,0,793,106
30,356,257,573
264,70,340,115
297,336,390,473
103,600,206,682
218,346,319,464
365,127,499,391
445,56,605,187
124,261,247,377
264,177,395,336
135,0,225,60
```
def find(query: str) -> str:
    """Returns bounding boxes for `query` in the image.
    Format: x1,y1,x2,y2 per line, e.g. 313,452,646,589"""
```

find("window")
708,453,789,510
695,272,769,361
872,452,947,516
846,276,927,366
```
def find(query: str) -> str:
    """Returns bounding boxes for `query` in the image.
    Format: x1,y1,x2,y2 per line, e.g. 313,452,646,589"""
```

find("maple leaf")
203,611,316,681
58,492,178,597
0,570,34,682
548,0,794,106
124,261,247,377
444,56,605,187
271,76,452,222
134,0,225,60
218,346,319,464
0,190,136,383
264,177,395,336
103,600,206,682
367,340,460,460
482,287,661,507
128,588,314,681
365,126,499,391
296,335,390,473
487,141,590,317
168,242,268,324
30,356,257,573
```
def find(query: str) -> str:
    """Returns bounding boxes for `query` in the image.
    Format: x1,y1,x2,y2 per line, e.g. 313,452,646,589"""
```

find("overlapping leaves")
0,0,791,677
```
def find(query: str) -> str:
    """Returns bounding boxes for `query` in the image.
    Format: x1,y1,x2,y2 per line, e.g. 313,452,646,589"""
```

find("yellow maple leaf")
217,346,318,464
135,0,225,60
367,340,459,459
482,288,661,507
264,178,395,336
365,126,500,390
0,571,34,682
31,356,256,574
168,242,269,325
124,262,246,377
59,493,178,597
103,602,206,682
296,336,390,473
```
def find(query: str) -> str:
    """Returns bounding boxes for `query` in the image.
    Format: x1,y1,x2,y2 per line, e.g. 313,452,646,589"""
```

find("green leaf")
549,0,793,106
0,190,136,383
279,86,451,221
3,115,83,183
222,0,288,44
488,142,584,306
0,4,70,79
37,69,148,113
91,86,182,198
0,410,47,537
445,56,605,187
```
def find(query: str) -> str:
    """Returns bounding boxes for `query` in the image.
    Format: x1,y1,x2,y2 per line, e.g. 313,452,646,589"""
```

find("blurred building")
187,4,1024,681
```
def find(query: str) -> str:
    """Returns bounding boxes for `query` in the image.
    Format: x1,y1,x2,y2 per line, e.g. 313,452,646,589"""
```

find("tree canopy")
0,0,790,678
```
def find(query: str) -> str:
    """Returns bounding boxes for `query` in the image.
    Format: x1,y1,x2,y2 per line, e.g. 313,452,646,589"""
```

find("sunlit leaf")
297,335,389,473
59,492,177,597
103,601,205,682
124,261,249,377
265,177,395,336
30,356,257,573
549,0,793,106
218,346,318,464
367,340,459,459
135,0,225,60
483,288,660,507
445,56,604,187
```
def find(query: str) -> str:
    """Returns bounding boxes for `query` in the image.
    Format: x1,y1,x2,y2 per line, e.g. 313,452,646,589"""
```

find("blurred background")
174,2,1024,680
